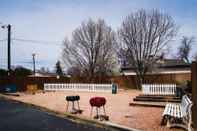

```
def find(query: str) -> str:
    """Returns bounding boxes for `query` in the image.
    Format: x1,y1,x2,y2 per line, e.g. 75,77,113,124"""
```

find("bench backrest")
181,95,193,117
142,84,176,95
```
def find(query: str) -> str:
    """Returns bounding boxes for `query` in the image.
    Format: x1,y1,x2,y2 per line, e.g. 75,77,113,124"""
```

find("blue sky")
0,0,197,71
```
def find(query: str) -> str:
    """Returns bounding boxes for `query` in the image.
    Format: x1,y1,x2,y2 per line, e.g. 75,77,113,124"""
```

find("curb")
0,94,140,131
104,122,140,131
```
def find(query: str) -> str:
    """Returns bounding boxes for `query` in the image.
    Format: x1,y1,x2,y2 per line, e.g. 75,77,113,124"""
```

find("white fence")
142,84,176,95
44,83,114,93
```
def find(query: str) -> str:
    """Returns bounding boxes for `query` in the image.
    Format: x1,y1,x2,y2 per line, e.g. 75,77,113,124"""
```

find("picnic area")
3,89,184,131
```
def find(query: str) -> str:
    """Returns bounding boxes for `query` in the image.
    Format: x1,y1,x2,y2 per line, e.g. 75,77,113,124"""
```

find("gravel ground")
5,89,184,131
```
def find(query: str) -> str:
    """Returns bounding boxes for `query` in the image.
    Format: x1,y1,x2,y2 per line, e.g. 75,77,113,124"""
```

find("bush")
0,69,8,76
11,67,32,76
185,80,192,93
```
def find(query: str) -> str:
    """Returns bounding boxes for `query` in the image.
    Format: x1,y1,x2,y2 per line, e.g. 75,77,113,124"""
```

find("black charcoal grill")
65,95,82,114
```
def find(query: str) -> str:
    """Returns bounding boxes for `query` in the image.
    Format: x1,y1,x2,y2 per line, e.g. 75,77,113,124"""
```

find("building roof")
120,58,191,75
157,59,190,68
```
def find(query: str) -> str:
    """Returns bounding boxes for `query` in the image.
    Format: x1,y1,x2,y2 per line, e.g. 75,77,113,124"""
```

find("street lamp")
1,23,11,75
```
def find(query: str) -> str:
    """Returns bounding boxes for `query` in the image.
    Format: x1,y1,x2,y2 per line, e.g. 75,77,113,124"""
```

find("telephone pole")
1,24,11,75
32,53,36,75
7,24,11,75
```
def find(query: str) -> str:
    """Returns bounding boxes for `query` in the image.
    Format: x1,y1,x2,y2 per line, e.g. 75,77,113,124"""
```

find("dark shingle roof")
157,59,190,68
121,58,190,71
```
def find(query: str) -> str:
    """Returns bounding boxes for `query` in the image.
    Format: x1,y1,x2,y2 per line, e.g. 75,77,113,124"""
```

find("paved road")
0,97,110,131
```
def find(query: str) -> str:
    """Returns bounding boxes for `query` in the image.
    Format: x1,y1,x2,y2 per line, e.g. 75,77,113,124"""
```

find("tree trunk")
135,71,145,90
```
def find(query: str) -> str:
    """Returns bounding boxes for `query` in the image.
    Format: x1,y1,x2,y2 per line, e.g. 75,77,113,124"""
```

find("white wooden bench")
142,84,176,95
44,83,116,93
162,95,193,131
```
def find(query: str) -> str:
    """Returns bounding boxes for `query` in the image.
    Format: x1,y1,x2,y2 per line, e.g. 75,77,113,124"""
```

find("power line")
12,38,62,45
0,39,7,42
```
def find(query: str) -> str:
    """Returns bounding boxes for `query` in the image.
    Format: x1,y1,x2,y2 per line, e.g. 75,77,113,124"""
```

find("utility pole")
32,53,36,76
1,24,11,75
7,24,11,75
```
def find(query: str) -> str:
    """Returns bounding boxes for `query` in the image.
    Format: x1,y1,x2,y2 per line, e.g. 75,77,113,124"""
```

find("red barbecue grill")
89,97,109,121
66,95,82,114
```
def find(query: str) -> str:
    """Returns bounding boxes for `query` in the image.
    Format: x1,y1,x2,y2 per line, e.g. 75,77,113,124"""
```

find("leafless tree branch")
118,9,177,89
177,36,195,63
62,19,117,81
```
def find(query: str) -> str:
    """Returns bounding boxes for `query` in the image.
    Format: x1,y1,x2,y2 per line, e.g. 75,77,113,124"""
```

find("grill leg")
90,106,93,116
72,101,75,112
95,107,99,119
77,101,80,110
66,101,69,112
96,107,98,117
103,106,106,116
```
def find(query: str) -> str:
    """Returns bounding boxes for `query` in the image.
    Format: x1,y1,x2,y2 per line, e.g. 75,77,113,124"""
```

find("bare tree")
67,66,82,77
62,19,117,81
177,36,195,63
40,67,46,73
118,9,177,89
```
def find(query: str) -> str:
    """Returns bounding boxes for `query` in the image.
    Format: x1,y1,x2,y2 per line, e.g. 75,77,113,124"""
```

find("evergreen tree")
55,60,63,76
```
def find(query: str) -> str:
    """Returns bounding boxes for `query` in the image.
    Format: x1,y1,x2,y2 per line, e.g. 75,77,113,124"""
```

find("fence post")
192,61,197,129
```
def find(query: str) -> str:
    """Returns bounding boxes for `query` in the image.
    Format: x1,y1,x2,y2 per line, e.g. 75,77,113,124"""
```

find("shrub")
0,69,8,76
12,67,32,76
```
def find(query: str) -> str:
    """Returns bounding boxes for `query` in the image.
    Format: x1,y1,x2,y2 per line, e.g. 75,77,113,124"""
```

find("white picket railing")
142,84,176,95
44,83,114,93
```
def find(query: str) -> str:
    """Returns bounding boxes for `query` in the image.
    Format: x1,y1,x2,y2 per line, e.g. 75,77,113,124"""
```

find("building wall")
0,76,70,91
112,73,191,89
175,73,191,83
